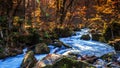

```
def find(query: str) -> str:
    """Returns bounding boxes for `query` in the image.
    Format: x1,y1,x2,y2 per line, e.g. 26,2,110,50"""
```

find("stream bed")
0,28,119,68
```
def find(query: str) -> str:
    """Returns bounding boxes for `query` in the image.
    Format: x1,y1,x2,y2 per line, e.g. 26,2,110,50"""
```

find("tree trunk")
56,0,74,24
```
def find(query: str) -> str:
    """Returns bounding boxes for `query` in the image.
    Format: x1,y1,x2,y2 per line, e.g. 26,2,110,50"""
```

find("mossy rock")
45,57,95,68
81,34,91,40
21,51,37,68
51,40,71,48
35,43,50,54
52,41,63,47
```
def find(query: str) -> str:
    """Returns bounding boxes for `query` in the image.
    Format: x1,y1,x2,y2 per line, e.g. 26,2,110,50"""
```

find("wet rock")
52,40,71,48
21,51,37,68
35,43,50,54
52,40,63,47
81,33,101,41
44,57,95,68
81,34,91,40
35,54,63,68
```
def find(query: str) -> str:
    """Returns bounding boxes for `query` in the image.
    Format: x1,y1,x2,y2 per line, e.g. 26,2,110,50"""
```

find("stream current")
0,28,115,68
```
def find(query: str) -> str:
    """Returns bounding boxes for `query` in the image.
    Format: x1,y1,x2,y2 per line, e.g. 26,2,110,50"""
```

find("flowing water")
0,48,47,68
0,28,116,68
59,28,115,57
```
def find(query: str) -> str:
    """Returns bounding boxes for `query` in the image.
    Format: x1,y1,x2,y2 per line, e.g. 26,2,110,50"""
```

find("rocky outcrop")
21,51,37,68
35,43,50,54
52,40,63,47
35,54,63,68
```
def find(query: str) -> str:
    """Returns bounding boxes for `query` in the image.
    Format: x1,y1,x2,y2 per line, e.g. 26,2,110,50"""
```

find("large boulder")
52,40,63,47
35,43,50,54
21,51,37,68
35,54,63,68
44,57,95,68
35,54,95,68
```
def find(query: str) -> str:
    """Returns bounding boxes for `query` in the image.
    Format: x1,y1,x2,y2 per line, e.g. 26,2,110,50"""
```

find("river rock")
44,57,95,68
81,34,91,40
21,51,37,68
52,40,63,47
52,40,71,48
35,43,50,54
35,54,63,68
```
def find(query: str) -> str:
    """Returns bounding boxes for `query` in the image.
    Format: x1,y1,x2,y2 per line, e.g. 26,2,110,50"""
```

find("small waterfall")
89,34,92,41
23,48,27,55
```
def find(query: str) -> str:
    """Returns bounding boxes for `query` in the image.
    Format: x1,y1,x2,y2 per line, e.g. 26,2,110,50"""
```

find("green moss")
45,57,95,68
